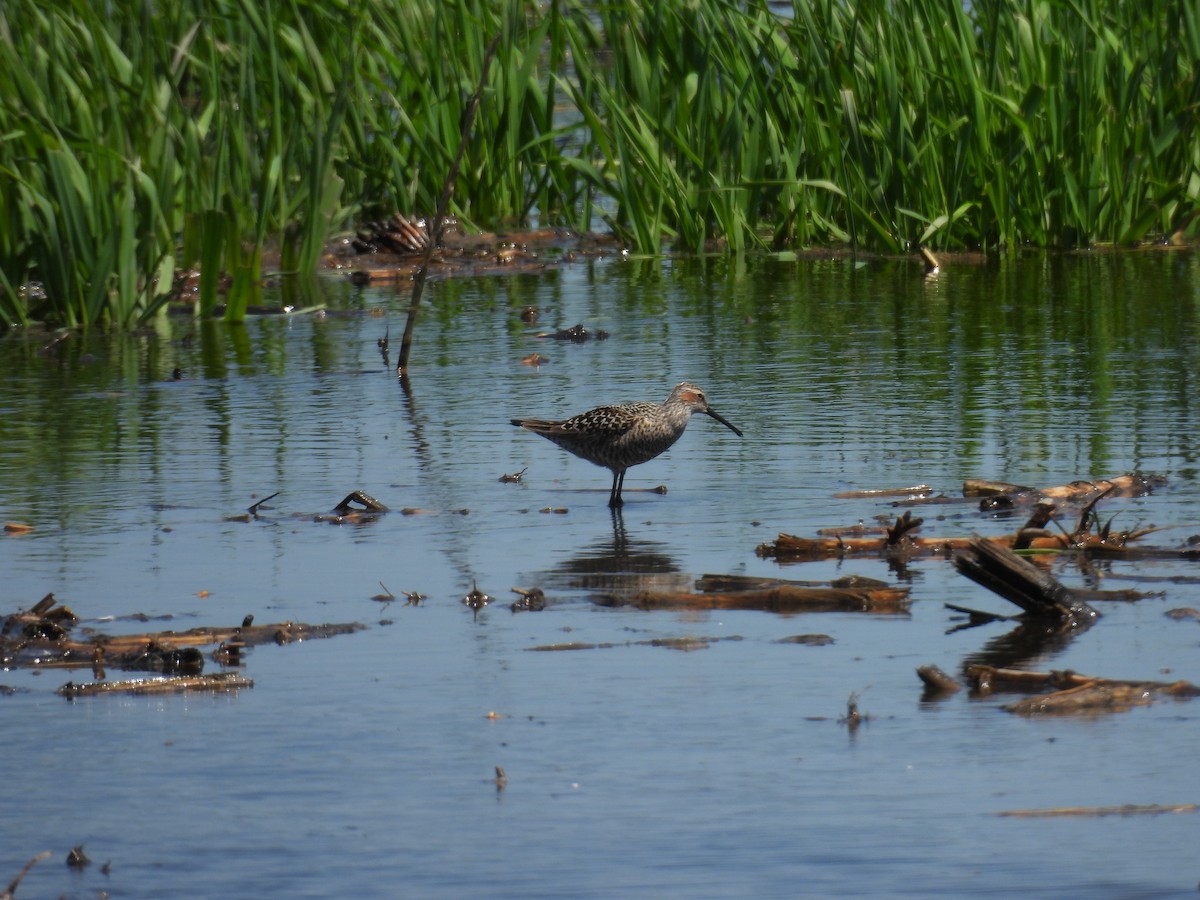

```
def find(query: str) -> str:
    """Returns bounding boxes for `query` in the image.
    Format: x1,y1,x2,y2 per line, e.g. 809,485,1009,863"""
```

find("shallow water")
2,251,1200,898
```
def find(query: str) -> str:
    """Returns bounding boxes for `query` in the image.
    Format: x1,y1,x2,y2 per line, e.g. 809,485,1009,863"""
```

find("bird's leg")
608,469,625,507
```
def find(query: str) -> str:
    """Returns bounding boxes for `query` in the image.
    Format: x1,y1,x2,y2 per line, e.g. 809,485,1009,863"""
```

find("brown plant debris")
1,596,366,674
527,635,744,652
510,587,546,612
916,664,962,694
594,573,909,614
757,476,1174,561
996,804,1197,818
964,664,1200,715
342,220,620,286
967,473,1165,509
58,672,253,699
776,634,835,646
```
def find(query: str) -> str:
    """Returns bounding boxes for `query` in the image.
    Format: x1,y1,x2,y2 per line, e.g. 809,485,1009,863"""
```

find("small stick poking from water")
248,491,280,517
839,691,868,732
495,766,507,792
398,35,501,375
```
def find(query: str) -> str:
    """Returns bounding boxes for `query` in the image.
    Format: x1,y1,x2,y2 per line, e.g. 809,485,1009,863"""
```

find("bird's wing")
557,404,651,437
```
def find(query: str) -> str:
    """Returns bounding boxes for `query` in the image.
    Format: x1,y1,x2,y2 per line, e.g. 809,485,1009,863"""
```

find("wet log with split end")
953,537,1098,625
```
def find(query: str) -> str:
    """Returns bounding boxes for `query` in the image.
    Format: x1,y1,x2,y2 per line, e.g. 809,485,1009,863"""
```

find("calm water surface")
2,252,1199,898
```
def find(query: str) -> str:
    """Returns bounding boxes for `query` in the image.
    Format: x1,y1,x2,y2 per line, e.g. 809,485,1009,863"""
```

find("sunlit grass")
0,0,1196,328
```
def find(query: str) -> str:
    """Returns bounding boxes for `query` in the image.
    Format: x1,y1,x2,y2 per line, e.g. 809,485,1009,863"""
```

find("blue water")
2,252,1199,898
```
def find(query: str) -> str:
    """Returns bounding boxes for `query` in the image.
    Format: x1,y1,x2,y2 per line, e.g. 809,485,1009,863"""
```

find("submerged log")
596,573,910,614
1,616,367,672
966,473,1164,507
601,585,910,614
57,672,253,699
916,664,962,695
832,484,935,500
1004,681,1159,715
964,664,1200,715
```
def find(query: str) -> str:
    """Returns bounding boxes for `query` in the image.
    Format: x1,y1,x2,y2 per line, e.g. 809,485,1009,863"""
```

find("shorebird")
510,382,742,507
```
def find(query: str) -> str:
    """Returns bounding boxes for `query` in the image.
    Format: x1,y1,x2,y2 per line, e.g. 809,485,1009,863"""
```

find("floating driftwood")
777,634,834,645
527,635,744,652
996,804,1197,818
1,596,366,675
916,664,962,695
57,672,253,699
758,511,975,561
593,573,910,614
966,473,1165,509
964,664,1200,715
832,484,935,500
757,484,1176,562
345,222,620,286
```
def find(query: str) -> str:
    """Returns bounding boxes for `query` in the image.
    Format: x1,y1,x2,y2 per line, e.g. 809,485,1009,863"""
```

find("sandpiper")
510,382,742,507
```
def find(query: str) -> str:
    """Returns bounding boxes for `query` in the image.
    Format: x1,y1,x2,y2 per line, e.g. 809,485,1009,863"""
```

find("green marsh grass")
0,0,1196,328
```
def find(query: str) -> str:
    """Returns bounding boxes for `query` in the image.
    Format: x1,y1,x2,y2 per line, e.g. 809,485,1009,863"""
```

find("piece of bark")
2,621,366,672
973,474,1165,512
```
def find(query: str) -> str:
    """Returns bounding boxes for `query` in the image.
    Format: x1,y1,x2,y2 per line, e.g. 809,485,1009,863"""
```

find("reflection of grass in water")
1,0,1196,327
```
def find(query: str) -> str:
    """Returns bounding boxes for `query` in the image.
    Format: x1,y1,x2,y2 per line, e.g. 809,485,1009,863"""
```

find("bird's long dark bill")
706,408,743,437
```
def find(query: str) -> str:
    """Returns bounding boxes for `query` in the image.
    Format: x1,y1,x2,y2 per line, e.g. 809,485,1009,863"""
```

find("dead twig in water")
397,35,501,375
1,851,52,900
997,804,1197,818
248,491,280,517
